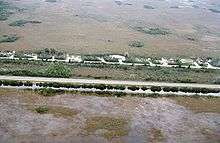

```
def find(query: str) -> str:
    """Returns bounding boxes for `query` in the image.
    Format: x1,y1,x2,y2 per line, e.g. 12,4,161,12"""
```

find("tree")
176,59,182,68
141,86,149,91
128,86,140,91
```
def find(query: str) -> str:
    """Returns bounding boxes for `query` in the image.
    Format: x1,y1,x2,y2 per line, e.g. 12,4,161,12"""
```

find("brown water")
0,89,219,143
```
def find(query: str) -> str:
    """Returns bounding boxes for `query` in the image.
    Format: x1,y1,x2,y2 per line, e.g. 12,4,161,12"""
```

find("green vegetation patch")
129,40,144,48
35,105,78,118
134,26,171,35
149,128,165,142
0,61,71,78
84,116,129,140
0,35,19,43
143,5,155,9
46,63,72,78
9,20,41,27
48,106,78,118
35,106,49,114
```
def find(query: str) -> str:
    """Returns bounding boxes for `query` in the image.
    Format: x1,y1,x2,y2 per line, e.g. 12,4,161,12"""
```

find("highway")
0,75,220,89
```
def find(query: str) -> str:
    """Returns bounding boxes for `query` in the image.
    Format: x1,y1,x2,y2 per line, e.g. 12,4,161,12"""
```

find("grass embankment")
1,79,220,99
0,59,219,84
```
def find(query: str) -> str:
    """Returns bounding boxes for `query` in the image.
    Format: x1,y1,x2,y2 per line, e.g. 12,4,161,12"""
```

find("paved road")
0,75,220,89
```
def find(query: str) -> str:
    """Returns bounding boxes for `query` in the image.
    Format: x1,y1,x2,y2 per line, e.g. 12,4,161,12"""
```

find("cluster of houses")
0,51,219,70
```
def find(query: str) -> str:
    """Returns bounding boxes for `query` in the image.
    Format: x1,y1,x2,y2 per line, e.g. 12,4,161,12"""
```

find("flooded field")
0,0,220,57
0,88,219,143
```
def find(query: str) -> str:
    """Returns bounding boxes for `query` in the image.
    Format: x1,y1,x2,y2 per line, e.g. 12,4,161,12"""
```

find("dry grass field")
0,0,220,57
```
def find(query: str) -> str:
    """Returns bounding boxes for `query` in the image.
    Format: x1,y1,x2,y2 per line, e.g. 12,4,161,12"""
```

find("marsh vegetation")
0,0,16,21
134,26,171,35
143,5,155,9
0,35,19,43
84,116,129,140
129,40,144,48
9,20,41,27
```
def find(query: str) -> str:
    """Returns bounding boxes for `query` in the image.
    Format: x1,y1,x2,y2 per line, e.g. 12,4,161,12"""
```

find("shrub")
50,82,61,88
211,89,220,93
179,87,220,94
163,87,179,92
1,80,23,86
200,88,209,94
93,84,106,90
23,81,33,87
150,86,162,92
70,84,81,88
113,85,126,90
62,83,73,88
179,87,190,93
127,86,140,91
147,93,160,98
36,82,43,87
42,82,50,87
82,55,101,62
103,57,119,62
81,84,94,89
141,86,149,91
114,92,126,97
35,106,49,114
106,85,114,90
